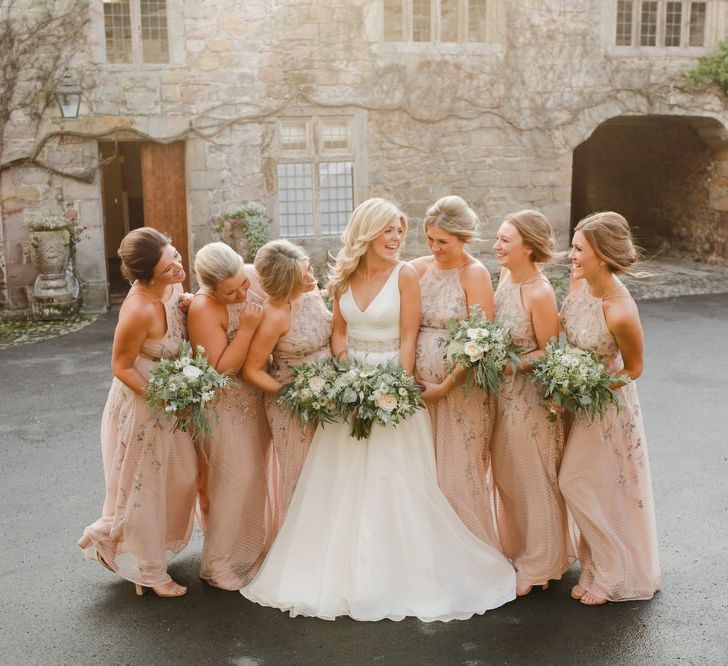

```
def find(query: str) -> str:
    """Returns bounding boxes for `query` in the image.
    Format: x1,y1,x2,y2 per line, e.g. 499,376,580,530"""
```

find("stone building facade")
3,0,728,311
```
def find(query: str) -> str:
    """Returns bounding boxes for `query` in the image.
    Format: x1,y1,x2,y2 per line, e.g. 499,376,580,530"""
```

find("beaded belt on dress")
348,336,400,353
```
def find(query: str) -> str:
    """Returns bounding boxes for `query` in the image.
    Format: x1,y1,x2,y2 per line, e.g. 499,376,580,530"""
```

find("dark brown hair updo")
118,227,170,283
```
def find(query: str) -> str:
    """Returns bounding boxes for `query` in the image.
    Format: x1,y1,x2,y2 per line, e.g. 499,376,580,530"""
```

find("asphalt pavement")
1,293,726,665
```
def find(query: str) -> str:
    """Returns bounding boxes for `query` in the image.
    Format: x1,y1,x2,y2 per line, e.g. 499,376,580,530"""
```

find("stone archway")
570,115,728,262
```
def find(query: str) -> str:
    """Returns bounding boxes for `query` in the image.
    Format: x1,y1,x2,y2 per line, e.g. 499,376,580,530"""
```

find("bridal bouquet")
443,306,521,393
145,342,230,440
530,338,629,422
333,359,425,440
277,358,341,427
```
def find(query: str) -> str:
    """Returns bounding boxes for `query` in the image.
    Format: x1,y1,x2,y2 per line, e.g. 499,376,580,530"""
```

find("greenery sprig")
685,41,728,95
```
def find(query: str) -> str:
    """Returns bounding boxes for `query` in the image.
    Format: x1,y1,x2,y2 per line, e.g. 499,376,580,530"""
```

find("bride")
241,198,516,621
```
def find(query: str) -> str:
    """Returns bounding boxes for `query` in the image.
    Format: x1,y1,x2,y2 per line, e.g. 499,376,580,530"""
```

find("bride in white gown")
241,198,516,621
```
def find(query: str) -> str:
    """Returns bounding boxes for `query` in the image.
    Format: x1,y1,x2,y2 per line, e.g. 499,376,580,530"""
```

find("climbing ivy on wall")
685,41,728,95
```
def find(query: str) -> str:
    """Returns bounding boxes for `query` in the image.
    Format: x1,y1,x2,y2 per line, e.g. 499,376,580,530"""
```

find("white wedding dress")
241,262,516,621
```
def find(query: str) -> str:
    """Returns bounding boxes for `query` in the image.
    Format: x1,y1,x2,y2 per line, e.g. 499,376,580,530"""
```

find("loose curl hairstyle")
327,198,407,299
503,209,556,264
423,195,479,243
118,227,170,283
574,211,640,275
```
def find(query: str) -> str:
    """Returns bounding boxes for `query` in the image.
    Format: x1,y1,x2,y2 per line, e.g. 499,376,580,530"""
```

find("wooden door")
141,141,190,289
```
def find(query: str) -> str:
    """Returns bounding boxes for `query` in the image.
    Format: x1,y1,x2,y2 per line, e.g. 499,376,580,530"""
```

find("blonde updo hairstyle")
194,241,244,289
503,209,556,264
575,211,640,275
423,195,479,242
254,239,309,301
327,198,408,299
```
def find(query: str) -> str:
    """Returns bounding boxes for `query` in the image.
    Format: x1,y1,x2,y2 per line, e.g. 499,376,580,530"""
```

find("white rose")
308,376,326,393
466,328,481,340
463,340,484,362
182,365,203,380
376,393,398,412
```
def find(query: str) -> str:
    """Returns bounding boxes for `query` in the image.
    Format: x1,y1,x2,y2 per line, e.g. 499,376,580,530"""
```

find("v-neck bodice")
340,262,402,345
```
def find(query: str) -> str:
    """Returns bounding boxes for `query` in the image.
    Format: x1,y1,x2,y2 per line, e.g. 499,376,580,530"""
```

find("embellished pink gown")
197,292,273,590
265,289,332,530
559,281,661,601
491,270,572,589
415,263,499,546
79,285,198,587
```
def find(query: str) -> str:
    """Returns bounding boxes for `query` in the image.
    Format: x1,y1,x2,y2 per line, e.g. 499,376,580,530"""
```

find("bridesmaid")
411,195,499,546
78,228,197,597
187,242,271,590
490,210,572,596
559,211,660,605
243,240,332,529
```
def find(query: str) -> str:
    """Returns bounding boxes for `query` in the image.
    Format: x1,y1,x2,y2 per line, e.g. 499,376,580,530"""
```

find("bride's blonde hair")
327,198,407,298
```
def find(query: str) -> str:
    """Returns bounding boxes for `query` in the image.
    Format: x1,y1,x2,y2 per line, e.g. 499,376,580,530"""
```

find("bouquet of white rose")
333,359,425,440
530,338,629,422
145,342,230,440
443,306,521,393
277,358,341,427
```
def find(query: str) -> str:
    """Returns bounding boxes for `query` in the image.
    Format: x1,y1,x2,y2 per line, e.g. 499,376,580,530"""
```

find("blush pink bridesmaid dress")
79,285,198,588
197,291,274,590
264,289,332,531
415,263,500,546
559,280,661,601
490,269,573,590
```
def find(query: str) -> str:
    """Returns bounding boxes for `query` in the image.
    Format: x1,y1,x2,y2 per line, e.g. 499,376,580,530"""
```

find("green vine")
211,202,271,261
685,41,728,95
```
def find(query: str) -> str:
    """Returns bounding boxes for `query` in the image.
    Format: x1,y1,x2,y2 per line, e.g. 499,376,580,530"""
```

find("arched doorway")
570,115,728,262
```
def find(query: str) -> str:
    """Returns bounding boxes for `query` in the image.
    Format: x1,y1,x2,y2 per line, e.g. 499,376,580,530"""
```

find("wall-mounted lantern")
55,73,82,118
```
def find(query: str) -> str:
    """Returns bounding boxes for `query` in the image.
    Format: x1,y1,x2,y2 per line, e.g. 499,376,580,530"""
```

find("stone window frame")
89,0,185,66
377,0,502,44
273,112,367,239
604,0,725,55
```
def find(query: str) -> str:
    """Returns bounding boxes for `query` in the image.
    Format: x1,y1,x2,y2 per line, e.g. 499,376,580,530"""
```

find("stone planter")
29,229,80,320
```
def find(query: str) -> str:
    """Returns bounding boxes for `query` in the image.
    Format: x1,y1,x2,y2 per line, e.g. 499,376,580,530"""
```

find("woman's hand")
546,399,564,418
238,300,263,329
178,292,193,315
418,378,450,402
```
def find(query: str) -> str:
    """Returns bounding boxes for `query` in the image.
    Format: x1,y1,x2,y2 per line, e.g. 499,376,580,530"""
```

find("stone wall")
3,0,728,311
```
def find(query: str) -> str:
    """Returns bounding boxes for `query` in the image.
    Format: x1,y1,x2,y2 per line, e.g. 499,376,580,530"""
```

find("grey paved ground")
1,294,727,665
